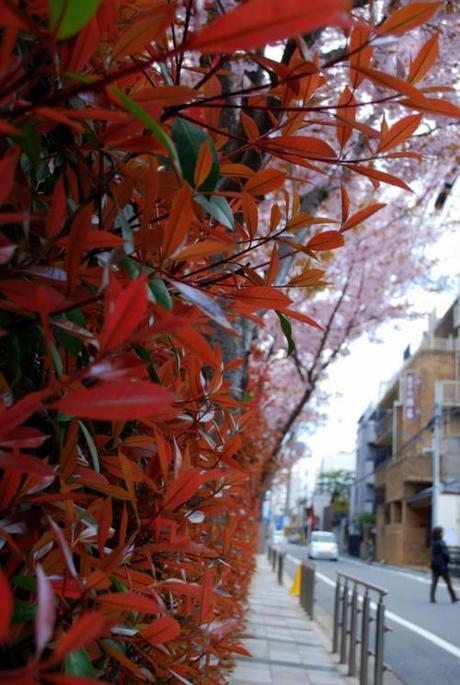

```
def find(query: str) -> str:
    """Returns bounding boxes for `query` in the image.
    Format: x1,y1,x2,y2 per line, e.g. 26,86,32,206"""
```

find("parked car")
308,531,339,561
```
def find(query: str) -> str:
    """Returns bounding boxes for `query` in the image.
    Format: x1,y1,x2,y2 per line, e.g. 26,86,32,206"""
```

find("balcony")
373,409,393,445
420,335,460,353
438,380,460,406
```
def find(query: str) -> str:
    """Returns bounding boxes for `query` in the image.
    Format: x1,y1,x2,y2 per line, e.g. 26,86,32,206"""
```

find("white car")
271,530,285,545
308,531,339,561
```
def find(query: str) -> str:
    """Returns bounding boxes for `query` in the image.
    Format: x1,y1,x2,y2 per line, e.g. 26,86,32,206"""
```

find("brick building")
371,298,460,566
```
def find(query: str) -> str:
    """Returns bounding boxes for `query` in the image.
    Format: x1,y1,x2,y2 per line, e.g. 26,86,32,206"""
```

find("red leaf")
46,176,67,238
0,450,55,477
354,66,425,101
347,164,412,192
0,569,12,642
399,97,460,119
408,34,439,84
0,390,50,435
336,86,356,148
377,114,422,153
200,568,213,623
232,286,292,309
343,203,386,231
112,5,175,60
0,426,48,449
97,592,162,614
279,308,323,330
172,326,217,367
243,168,286,196
52,612,107,661
43,676,110,685
52,382,177,421
141,615,181,645
0,150,18,206
35,565,56,656
267,135,336,161
378,2,442,36
163,467,204,511
162,184,193,258
65,205,94,295
58,231,125,249
67,16,100,72
306,230,344,251
349,24,372,89
188,0,350,53
99,276,148,353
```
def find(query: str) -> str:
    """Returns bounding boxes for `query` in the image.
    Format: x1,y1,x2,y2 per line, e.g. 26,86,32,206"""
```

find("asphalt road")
280,543,460,685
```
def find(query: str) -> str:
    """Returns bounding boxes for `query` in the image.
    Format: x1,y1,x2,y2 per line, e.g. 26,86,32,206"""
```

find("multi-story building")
371,298,460,566
350,406,377,526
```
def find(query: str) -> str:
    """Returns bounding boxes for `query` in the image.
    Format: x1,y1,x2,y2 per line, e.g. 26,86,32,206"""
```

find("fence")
267,546,389,685
333,572,388,685
448,546,460,576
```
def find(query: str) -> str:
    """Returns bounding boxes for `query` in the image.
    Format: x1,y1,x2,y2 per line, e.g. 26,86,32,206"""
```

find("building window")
393,501,402,524
384,504,391,525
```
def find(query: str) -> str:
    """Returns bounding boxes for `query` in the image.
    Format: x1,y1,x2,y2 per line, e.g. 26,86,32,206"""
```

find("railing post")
374,593,386,685
277,553,284,585
348,582,359,677
360,590,370,685
308,565,314,620
340,579,349,664
332,576,341,653
300,562,315,619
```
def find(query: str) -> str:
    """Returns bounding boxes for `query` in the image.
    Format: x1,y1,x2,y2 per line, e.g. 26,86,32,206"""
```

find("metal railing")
333,572,388,685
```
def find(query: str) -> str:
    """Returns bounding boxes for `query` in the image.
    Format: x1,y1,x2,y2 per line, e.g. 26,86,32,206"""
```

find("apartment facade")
371,299,460,566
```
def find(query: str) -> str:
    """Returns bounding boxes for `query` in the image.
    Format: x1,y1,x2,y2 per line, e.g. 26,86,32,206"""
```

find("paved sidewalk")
230,556,348,685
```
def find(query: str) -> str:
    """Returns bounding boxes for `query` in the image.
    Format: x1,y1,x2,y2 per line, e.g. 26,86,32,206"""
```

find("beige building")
373,298,460,567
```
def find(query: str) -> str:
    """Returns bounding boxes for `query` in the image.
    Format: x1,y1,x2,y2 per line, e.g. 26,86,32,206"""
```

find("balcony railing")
437,380,460,405
373,410,393,443
420,335,460,352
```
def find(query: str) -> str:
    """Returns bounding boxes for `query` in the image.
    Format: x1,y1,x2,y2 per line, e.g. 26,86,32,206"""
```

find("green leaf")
149,278,173,310
134,345,161,384
171,118,219,192
49,0,101,40
65,648,95,677
113,89,180,171
79,421,100,473
50,342,63,377
276,311,296,357
12,599,36,624
12,575,36,592
195,195,234,231
20,123,41,173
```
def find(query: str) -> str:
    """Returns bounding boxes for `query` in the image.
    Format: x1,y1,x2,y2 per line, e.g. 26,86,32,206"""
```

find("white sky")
297,193,460,496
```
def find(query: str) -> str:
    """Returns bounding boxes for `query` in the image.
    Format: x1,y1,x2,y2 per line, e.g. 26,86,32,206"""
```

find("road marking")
345,556,460,592
384,609,460,659
313,570,460,660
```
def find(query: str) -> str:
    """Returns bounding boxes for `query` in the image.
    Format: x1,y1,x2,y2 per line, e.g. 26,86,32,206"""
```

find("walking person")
430,527,458,603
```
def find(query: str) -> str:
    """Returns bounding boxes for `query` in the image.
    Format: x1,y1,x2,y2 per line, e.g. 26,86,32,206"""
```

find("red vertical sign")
404,371,416,421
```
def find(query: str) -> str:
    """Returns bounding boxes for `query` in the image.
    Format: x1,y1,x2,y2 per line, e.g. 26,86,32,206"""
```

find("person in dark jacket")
430,527,458,603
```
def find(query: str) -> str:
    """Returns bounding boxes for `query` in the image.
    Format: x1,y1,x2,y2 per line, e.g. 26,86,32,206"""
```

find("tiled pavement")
230,556,348,685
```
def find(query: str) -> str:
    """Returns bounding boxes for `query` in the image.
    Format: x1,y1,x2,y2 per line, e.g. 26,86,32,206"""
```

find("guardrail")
267,547,389,685
448,546,460,577
333,571,388,685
